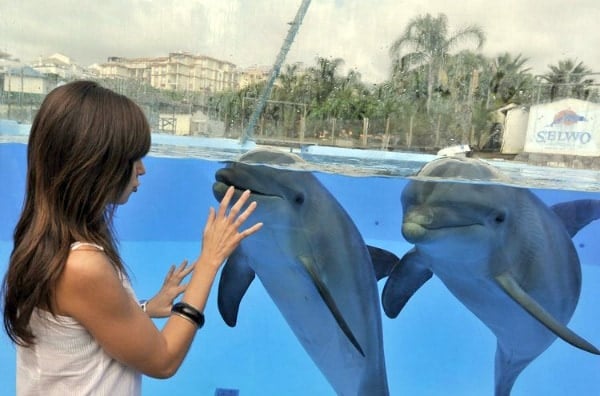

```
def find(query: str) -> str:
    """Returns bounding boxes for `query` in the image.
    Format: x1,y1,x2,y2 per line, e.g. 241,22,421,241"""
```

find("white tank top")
16,242,141,395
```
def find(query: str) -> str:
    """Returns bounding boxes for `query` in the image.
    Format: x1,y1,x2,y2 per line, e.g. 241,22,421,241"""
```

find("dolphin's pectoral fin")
299,255,366,357
551,199,600,238
495,272,600,355
217,248,256,327
382,249,433,318
367,245,402,280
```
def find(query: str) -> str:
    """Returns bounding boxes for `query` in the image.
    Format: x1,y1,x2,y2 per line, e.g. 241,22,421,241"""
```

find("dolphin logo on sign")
549,109,587,126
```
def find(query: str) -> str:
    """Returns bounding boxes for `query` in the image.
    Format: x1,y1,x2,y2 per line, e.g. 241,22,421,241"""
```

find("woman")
2,80,263,395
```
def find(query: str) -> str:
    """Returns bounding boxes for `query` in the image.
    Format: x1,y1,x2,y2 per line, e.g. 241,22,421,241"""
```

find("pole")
240,0,312,144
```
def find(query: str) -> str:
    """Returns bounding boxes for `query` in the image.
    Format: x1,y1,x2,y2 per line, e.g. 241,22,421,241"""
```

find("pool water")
1,141,599,395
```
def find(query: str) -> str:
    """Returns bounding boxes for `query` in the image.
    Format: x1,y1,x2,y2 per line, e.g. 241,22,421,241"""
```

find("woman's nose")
136,160,146,176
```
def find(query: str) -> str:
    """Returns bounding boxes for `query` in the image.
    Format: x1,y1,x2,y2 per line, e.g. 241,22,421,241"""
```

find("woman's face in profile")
117,159,146,205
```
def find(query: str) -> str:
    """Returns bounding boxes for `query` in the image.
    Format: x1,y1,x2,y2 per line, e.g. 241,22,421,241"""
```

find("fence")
2,79,599,154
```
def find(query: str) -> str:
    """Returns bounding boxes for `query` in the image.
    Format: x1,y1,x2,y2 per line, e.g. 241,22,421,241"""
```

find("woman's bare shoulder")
55,248,124,316
65,247,118,281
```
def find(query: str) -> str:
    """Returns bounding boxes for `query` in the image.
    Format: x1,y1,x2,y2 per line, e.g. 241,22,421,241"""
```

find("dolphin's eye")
494,212,506,223
295,193,305,205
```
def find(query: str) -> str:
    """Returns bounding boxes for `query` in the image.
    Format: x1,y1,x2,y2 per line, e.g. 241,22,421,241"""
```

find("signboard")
524,98,600,156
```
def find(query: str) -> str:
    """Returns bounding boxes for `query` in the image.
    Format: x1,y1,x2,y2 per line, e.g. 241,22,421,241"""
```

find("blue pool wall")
1,141,600,395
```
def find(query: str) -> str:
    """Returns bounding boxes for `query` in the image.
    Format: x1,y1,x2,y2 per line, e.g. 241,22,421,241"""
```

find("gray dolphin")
381,156,599,396
212,148,389,396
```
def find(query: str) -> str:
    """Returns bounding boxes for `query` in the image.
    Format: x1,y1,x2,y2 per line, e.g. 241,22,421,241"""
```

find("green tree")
487,52,533,107
322,69,373,120
375,72,427,148
275,63,308,102
437,50,489,145
270,63,309,138
541,58,594,100
389,13,485,114
307,57,345,114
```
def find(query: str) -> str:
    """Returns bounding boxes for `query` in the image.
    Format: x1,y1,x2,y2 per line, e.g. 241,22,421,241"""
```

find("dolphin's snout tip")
212,181,230,201
404,208,434,226
401,208,433,241
402,222,427,241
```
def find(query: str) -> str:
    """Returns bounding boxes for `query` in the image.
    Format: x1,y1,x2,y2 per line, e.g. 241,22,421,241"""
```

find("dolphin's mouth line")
402,221,485,243
214,179,278,199
405,222,483,231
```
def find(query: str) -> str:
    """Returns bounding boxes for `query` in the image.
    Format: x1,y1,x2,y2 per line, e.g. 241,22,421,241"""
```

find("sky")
1,0,599,84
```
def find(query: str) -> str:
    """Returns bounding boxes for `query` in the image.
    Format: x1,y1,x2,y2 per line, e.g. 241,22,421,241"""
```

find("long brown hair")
2,81,151,346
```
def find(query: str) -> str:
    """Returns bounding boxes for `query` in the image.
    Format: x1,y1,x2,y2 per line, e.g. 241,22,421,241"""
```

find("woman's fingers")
214,187,256,228
175,260,194,278
217,186,236,218
240,221,264,238
234,200,257,225
227,189,251,220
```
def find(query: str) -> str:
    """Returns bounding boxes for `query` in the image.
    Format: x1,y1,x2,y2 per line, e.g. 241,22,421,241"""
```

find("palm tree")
307,57,345,112
441,50,489,144
275,63,305,101
487,52,532,107
321,69,370,119
541,59,594,100
389,13,485,114
375,73,428,148
271,63,308,138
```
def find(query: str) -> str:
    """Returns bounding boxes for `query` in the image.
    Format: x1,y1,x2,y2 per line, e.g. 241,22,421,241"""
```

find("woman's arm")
55,187,262,378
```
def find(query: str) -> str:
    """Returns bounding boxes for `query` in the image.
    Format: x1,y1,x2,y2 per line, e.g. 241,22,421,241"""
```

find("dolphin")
381,156,599,396
212,148,389,396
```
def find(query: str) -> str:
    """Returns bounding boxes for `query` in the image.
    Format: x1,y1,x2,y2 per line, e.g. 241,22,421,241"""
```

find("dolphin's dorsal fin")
367,245,401,280
551,199,600,238
381,249,433,318
495,272,600,355
218,248,256,327
299,255,366,357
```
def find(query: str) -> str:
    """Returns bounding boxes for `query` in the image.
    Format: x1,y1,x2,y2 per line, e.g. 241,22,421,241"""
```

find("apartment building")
31,53,88,80
3,66,51,94
94,52,238,93
1,49,273,98
238,65,271,90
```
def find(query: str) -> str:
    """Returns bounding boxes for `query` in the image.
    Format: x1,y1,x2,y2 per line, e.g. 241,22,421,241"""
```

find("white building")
498,104,529,154
31,53,87,80
95,52,238,93
238,65,271,89
3,66,51,94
